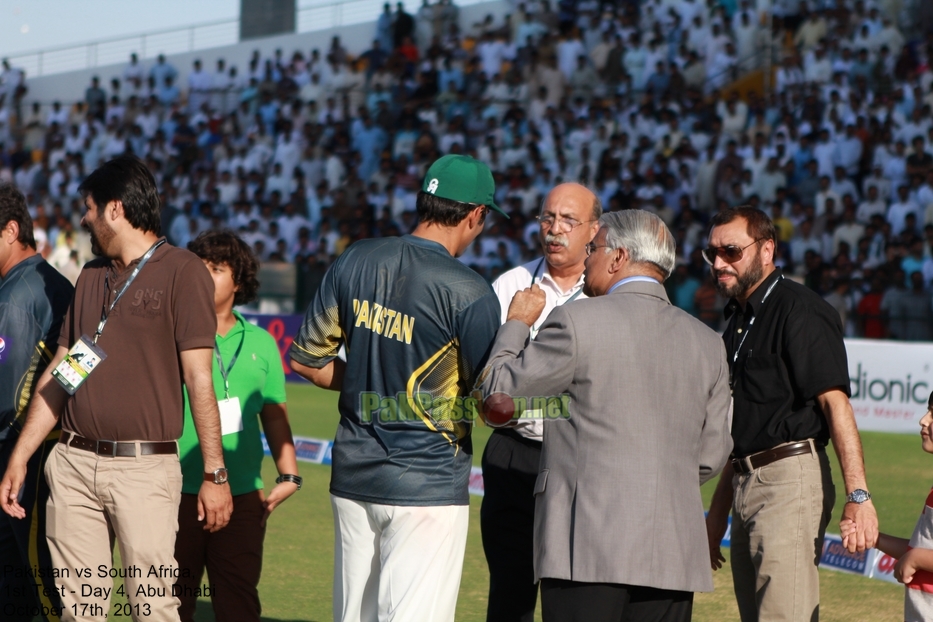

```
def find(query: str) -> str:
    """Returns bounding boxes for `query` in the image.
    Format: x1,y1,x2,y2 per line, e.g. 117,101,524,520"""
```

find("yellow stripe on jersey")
291,305,345,359
406,338,468,448
13,340,54,430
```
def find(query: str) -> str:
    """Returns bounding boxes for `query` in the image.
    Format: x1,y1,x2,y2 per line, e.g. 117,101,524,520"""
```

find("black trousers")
175,491,266,622
0,436,62,622
480,429,542,622
541,579,693,622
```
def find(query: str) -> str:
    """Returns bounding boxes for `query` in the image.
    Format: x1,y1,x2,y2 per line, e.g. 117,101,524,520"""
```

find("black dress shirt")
724,268,850,457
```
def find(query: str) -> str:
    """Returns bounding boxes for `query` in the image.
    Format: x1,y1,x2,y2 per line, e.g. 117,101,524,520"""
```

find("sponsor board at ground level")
846,338,933,434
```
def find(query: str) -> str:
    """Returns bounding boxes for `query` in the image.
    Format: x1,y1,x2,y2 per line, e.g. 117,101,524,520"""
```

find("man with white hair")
480,182,599,622
480,210,733,621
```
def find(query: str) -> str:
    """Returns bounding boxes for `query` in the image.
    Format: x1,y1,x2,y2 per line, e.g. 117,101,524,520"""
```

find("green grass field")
105,384,927,621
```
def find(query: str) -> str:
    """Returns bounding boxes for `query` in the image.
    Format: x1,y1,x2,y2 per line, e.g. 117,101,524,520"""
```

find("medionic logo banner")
845,338,933,434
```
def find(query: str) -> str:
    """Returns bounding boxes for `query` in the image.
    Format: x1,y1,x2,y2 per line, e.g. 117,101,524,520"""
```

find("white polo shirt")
491,258,587,441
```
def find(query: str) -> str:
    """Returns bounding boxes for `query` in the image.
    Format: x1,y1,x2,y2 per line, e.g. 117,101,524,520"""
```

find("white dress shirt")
491,258,587,440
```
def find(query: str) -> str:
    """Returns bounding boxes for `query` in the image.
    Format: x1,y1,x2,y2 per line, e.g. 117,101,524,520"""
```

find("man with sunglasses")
704,206,877,622
479,182,599,622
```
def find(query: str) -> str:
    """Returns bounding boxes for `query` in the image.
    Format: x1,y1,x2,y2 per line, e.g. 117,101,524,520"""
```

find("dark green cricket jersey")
289,235,500,506
0,256,74,441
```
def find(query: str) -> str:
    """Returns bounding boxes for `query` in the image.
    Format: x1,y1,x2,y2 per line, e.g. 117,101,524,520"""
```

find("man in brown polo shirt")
0,155,232,622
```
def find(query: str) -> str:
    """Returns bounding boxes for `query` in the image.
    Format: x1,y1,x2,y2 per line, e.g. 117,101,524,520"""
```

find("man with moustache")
704,206,877,622
480,182,599,622
479,210,732,621
0,156,232,622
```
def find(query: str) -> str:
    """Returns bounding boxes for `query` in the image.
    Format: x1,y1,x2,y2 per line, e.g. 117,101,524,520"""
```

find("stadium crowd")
0,0,932,337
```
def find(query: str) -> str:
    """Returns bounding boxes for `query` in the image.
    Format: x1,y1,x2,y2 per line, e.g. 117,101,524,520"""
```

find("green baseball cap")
421,155,508,217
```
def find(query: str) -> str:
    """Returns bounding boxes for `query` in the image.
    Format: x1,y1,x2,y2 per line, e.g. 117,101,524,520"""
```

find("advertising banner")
819,533,871,575
845,338,933,434
242,313,305,381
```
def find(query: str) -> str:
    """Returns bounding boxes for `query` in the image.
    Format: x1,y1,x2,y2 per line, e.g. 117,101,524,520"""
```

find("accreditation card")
218,397,244,436
51,335,107,395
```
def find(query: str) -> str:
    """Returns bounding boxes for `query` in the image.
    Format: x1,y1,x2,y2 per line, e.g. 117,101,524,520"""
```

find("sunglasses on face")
701,239,762,265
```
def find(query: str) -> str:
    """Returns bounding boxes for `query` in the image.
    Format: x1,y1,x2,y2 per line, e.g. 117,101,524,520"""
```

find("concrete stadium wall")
22,0,509,106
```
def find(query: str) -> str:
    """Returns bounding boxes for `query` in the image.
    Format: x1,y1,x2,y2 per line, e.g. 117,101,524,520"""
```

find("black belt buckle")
96,440,117,456
731,456,753,474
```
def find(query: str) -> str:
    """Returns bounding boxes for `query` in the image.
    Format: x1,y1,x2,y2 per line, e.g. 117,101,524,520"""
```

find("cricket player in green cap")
289,154,506,622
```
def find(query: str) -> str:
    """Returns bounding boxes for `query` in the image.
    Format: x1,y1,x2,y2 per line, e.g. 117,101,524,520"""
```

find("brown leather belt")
60,431,177,457
731,440,817,475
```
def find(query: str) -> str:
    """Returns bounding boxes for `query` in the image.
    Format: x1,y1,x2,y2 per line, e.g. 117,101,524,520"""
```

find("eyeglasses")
585,243,610,256
537,215,596,233
701,239,763,265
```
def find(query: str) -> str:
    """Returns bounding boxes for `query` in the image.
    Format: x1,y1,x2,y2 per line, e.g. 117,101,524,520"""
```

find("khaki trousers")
44,442,182,622
730,446,835,622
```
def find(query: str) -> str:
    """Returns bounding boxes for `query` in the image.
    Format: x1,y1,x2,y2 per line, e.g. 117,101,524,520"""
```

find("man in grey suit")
479,210,733,622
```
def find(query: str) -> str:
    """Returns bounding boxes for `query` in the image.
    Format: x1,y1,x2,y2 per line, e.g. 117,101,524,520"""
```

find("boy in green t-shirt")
174,231,300,622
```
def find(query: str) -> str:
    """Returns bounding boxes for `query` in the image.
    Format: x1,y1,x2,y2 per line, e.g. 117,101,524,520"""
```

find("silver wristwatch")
846,489,871,504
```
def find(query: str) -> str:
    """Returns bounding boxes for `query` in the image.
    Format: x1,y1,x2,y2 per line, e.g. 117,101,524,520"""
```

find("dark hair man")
480,182,600,622
0,184,73,622
0,155,233,620
704,206,877,621
289,154,505,622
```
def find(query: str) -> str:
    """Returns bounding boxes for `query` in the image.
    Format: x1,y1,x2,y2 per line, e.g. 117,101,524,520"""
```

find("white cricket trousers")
331,494,470,622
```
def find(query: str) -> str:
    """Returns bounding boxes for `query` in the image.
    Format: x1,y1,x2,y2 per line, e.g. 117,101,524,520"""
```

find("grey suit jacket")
480,280,732,592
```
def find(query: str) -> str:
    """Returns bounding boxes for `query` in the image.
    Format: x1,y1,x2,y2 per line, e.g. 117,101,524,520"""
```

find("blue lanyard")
96,239,166,343
530,258,545,286
530,258,585,304
214,329,246,399
528,259,584,338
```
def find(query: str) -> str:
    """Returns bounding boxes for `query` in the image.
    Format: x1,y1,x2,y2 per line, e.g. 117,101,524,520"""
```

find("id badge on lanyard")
52,239,165,394
218,397,243,436
51,335,107,395
216,330,246,436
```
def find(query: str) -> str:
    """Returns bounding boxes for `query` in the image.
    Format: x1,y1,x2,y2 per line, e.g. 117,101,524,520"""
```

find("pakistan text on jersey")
359,392,572,424
352,299,415,344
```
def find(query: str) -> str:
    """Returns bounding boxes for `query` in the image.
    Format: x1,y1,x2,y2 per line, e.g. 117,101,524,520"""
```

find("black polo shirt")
724,268,850,458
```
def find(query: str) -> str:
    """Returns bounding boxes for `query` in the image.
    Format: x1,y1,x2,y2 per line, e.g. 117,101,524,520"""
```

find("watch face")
215,468,228,484
849,489,870,503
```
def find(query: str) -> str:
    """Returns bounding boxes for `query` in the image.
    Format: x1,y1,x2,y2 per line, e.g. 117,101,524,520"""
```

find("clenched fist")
506,284,547,327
